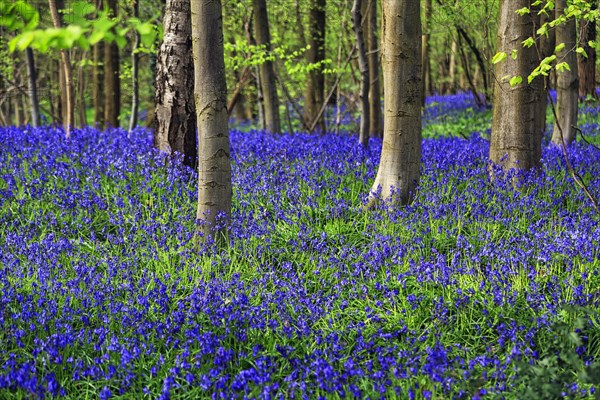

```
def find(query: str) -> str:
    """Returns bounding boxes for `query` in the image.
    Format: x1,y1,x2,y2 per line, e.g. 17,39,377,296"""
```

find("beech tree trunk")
369,0,422,206
551,0,578,146
366,0,382,138
48,0,74,138
25,48,40,127
490,0,545,172
303,0,326,133
154,0,197,167
253,0,281,133
104,0,120,128
578,2,597,99
352,0,370,146
191,0,232,242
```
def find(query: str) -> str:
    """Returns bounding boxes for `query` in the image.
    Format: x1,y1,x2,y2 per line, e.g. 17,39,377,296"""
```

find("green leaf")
510,76,523,86
576,47,588,58
522,37,535,48
556,62,571,72
492,51,507,64
554,43,565,53
511,49,518,60
516,7,530,15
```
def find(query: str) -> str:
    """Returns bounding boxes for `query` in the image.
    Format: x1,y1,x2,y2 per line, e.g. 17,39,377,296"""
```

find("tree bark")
369,0,422,206
191,0,231,243
25,48,40,127
154,0,197,167
366,0,382,138
48,0,74,138
490,0,545,172
352,0,370,146
578,1,597,99
128,0,140,134
93,0,104,128
253,0,281,133
93,41,105,128
104,0,120,128
551,0,579,146
303,0,326,133
422,0,432,100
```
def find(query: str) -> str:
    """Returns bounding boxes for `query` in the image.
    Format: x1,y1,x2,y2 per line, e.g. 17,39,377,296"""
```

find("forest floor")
1,92,600,399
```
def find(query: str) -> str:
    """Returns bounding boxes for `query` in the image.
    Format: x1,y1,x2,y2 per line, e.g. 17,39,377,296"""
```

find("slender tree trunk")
490,0,544,172
253,0,281,133
154,0,197,167
76,50,88,127
191,0,231,243
551,0,579,146
48,0,74,138
129,0,140,134
449,40,457,93
539,7,555,132
352,0,370,146
25,48,41,127
578,2,597,99
368,0,422,206
422,0,432,100
93,41,105,128
303,0,326,133
457,27,490,105
93,0,104,128
366,0,382,138
104,0,120,128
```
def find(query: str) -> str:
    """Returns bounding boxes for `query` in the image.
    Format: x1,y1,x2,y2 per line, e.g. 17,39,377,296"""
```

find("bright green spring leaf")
492,51,507,64
510,75,523,86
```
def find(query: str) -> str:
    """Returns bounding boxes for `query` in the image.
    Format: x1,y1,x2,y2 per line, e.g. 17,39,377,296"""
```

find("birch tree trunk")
551,0,579,146
368,0,422,206
352,0,370,146
253,0,281,133
489,0,545,172
154,0,197,167
191,0,231,242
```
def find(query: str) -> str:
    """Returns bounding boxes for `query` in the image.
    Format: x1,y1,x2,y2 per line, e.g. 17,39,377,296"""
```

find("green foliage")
0,0,161,54
509,306,600,400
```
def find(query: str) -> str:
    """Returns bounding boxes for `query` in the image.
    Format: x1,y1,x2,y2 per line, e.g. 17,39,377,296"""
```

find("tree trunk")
366,0,382,138
128,0,140,134
368,0,422,206
48,0,74,138
104,0,120,128
551,0,579,146
253,0,281,133
93,0,104,128
154,0,197,167
191,0,231,243
93,41,105,128
490,0,545,172
449,40,457,93
25,48,41,127
422,0,432,100
578,2,597,99
303,0,326,133
352,0,370,146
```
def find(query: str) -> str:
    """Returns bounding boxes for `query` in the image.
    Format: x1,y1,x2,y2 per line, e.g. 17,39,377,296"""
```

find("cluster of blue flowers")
1,93,599,398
